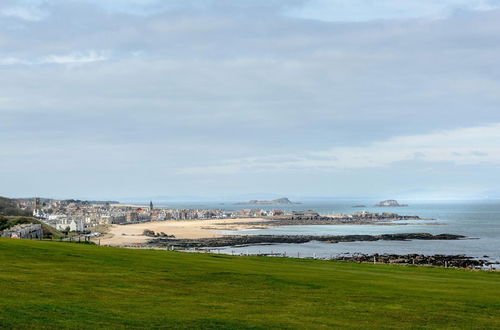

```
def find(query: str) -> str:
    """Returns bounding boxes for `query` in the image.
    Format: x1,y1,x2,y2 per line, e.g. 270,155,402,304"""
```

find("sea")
150,200,500,264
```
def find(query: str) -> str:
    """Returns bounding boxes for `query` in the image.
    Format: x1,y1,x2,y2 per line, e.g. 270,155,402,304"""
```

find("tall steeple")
34,197,40,210
149,200,153,211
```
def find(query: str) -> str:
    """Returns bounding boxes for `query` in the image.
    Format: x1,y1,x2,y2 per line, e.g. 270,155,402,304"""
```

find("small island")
375,200,408,207
236,197,300,205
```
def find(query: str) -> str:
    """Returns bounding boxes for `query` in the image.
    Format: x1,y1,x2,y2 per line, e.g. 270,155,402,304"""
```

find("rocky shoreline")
146,232,465,249
331,253,495,268
142,232,499,269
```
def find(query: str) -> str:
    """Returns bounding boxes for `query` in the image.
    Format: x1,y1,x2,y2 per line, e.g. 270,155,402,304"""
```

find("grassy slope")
0,239,499,329
0,197,31,216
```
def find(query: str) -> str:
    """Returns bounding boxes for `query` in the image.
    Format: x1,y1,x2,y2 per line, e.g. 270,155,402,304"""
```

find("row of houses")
1,223,43,239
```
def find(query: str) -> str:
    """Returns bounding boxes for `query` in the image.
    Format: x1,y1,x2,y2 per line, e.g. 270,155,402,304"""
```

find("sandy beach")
98,218,270,246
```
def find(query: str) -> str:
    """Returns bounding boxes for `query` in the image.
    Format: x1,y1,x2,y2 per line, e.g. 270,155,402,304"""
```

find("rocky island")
236,197,300,205
375,199,408,207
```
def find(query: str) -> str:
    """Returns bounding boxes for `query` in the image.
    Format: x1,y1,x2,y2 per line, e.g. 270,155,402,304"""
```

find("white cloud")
41,51,109,64
0,51,109,67
0,57,30,65
179,123,500,174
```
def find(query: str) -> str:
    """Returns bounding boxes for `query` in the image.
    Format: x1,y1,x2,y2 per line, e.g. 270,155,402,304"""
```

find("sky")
1,0,499,201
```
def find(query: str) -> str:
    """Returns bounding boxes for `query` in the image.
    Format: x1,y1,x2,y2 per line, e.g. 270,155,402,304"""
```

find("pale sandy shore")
98,218,270,246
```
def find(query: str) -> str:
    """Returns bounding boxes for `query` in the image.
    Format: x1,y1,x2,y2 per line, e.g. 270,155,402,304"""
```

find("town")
9,198,424,235
14,198,285,233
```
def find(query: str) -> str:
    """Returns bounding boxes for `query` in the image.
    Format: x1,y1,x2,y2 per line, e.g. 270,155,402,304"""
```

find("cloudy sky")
1,0,499,201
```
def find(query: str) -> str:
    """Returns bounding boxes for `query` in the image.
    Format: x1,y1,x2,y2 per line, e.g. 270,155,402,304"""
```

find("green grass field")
0,239,499,329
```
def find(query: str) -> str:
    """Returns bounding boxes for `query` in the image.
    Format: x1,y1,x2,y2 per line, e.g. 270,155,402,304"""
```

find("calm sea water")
153,200,500,263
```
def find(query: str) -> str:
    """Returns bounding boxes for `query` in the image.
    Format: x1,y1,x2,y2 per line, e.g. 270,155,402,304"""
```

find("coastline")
92,215,499,269
97,216,441,247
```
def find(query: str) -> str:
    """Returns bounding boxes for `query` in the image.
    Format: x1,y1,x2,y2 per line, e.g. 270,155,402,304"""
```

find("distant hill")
14,197,120,205
0,197,31,216
236,197,300,205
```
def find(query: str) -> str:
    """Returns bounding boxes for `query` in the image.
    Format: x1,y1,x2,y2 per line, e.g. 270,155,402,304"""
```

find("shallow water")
157,200,500,263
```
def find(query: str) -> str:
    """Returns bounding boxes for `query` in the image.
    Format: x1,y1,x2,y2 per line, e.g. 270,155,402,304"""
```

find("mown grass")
0,238,499,329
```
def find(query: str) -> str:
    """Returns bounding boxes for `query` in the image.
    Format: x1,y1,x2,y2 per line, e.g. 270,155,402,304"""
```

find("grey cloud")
1,1,500,198
2,0,308,19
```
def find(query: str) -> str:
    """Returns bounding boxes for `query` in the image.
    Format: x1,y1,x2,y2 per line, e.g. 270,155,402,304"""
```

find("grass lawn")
0,238,499,329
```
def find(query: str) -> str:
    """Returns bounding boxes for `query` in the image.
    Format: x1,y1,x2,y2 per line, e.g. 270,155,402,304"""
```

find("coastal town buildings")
12,198,422,235
27,199,287,233
1,223,43,239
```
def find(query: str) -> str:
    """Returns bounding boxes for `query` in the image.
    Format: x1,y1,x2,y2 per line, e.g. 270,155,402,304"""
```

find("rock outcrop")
375,200,408,207
147,233,465,249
